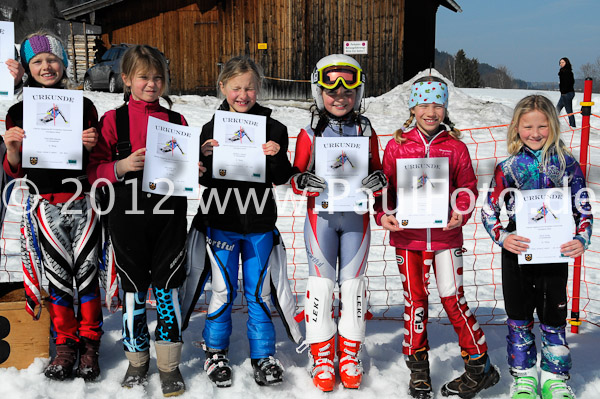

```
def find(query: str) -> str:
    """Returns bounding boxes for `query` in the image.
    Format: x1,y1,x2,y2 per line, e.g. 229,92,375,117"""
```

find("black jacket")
558,67,575,94
192,100,294,234
4,97,98,194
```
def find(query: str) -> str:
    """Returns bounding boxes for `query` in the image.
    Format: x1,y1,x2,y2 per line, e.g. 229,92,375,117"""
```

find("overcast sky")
436,0,599,83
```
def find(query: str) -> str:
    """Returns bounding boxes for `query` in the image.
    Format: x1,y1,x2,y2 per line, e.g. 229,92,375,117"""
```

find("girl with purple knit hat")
3,31,103,381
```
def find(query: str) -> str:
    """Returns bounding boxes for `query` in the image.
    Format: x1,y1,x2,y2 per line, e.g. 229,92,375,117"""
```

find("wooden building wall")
95,0,407,99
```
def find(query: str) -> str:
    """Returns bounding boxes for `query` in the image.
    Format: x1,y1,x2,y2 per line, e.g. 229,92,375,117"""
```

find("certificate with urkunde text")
212,110,266,183
142,116,200,198
515,187,574,265
0,21,15,101
314,136,369,212
22,87,83,169
395,157,449,228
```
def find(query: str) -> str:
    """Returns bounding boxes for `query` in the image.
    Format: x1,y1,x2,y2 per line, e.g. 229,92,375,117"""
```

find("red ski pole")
570,77,594,334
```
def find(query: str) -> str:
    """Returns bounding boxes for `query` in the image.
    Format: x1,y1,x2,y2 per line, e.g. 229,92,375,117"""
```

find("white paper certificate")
212,110,266,183
22,87,83,169
516,187,574,265
314,136,369,212
395,157,449,228
142,116,200,198
0,21,15,101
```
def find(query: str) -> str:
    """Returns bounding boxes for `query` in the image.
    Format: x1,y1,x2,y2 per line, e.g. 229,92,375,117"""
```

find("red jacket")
375,127,477,251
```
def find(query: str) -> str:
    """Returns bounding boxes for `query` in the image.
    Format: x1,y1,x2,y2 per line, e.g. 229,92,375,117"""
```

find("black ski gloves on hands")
291,172,326,197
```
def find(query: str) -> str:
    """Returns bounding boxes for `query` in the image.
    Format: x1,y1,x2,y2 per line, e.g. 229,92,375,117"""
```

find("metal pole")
570,77,594,333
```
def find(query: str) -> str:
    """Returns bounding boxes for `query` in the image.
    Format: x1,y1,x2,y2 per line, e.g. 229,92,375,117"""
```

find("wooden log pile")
66,33,99,83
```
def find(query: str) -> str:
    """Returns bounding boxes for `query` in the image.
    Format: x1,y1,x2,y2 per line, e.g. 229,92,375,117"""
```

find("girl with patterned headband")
375,75,499,399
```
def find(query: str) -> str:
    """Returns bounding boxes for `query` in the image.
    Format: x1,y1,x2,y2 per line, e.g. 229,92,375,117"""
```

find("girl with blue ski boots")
88,45,202,397
193,56,294,388
377,76,499,399
291,54,386,392
482,95,592,399
4,32,103,382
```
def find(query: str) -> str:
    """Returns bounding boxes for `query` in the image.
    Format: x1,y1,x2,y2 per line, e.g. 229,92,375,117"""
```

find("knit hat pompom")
20,34,69,69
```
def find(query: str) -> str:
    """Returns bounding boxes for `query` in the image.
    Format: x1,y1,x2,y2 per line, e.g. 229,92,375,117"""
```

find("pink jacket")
375,127,477,251
87,98,187,184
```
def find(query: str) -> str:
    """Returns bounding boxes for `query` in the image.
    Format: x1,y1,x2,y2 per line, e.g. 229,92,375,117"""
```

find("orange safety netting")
1,112,599,329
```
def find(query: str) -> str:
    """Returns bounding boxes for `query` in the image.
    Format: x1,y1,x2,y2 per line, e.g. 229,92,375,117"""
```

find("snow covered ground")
1,71,600,398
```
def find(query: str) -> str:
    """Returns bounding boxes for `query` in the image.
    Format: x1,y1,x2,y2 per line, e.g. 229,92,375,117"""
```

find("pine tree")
454,49,480,88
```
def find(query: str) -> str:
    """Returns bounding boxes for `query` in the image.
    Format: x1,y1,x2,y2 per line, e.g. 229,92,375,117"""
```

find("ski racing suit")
293,114,381,345
88,99,188,352
191,100,295,359
481,145,592,376
5,98,103,345
375,126,486,357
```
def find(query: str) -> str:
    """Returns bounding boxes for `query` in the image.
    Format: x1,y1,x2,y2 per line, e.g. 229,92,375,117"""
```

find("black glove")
291,172,326,196
361,170,388,197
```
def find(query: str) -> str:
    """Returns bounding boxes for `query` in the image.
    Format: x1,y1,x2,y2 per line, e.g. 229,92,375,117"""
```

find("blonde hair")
217,56,263,94
21,30,73,90
507,94,570,175
120,45,172,108
394,76,461,143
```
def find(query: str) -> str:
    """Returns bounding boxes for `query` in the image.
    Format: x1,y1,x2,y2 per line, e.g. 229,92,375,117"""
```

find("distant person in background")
556,57,576,128
93,38,107,64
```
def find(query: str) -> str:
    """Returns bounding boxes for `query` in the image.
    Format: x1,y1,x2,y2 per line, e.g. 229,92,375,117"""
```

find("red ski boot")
308,337,336,392
338,336,363,389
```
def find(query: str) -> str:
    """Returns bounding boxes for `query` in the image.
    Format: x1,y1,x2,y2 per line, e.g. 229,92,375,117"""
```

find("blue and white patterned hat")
408,80,448,108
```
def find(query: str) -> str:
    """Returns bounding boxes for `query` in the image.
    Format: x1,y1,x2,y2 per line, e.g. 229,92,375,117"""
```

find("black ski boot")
76,337,101,381
251,356,284,386
45,339,78,381
203,345,232,388
441,351,500,399
156,341,186,397
121,350,150,388
405,348,433,399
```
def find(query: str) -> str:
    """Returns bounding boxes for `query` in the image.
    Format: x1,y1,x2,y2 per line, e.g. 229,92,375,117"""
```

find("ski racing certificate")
515,187,574,265
22,87,83,169
395,157,449,228
0,21,15,101
142,116,200,198
314,136,369,212
212,110,266,183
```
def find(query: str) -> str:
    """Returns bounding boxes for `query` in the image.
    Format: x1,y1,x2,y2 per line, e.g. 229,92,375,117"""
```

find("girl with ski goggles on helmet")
291,54,387,392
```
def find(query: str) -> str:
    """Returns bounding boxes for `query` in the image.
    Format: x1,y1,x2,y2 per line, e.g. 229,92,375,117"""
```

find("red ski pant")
396,248,487,356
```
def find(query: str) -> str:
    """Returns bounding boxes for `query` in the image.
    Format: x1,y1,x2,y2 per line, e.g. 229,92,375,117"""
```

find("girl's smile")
413,103,445,136
220,72,258,113
518,110,550,151
322,86,356,117
28,53,64,87
122,68,164,103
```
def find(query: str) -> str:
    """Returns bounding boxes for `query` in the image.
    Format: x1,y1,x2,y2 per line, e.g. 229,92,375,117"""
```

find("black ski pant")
501,248,568,327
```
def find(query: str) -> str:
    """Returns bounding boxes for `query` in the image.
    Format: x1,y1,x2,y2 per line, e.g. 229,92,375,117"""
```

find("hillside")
435,49,545,90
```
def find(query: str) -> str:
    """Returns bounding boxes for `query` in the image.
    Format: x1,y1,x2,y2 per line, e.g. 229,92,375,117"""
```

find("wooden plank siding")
92,0,407,99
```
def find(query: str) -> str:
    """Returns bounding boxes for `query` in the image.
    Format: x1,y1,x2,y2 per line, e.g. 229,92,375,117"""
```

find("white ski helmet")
311,54,365,112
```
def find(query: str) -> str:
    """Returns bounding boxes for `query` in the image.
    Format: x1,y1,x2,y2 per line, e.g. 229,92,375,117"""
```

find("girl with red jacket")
376,76,498,399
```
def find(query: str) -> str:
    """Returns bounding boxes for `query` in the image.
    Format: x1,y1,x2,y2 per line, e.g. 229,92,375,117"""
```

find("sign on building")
343,41,368,55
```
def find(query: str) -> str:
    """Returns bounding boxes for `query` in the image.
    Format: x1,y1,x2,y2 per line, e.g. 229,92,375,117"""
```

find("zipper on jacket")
417,130,443,252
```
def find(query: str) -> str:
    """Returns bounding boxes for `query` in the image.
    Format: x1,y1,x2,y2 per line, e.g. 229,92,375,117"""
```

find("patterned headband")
408,80,448,108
